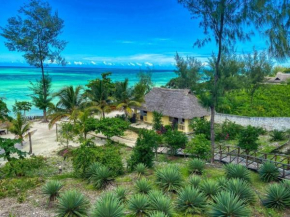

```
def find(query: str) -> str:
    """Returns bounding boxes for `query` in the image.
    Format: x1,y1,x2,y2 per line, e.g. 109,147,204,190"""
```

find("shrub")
72,145,123,177
153,111,163,131
220,120,243,140
95,117,129,139
127,129,159,170
270,130,285,141
208,191,251,217
148,190,174,217
190,118,211,139
199,180,220,200
217,177,228,190
135,178,153,194
128,194,150,216
115,186,128,203
176,186,207,214
258,162,280,182
42,180,63,202
156,166,183,192
237,126,260,152
225,179,255,204
149,212,168,217
56,190,90,217
90,165,114,189
188,175,201,188
224,164,251,182
185,134,211,160
85,162,103,182
92,192,125,217
135,163,147,176
164,129,188,155
187,158,205,175
263,183,290,210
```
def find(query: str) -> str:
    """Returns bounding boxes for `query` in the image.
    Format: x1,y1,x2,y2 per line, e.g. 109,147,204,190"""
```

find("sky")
0,0,287,69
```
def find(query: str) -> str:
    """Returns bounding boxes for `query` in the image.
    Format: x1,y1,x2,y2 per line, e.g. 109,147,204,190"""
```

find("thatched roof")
267,72,290,83
140,88,209,119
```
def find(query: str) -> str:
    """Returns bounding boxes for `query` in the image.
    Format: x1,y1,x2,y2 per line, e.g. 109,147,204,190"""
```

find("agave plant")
258,162,280,182
85,162,103,181
135,178,153,194
199,180,220,200
42,180,63,202
148,190,174,217
115,186,128,203
282,180,290,190
90,165,114,189
187,175,201,188
92,192,125,217
176,186,207,215
188,158,205,175
263,183,290,210
155,166,183,192
216,177,228,190
208,191,251,217
149,211,168,217
225,179,256,204
135,163,147,176
127,194,150,217
56,190,90,217
224,164,251,182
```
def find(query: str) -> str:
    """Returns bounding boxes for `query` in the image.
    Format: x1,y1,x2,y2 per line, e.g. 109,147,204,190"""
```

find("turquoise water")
0,66,176,115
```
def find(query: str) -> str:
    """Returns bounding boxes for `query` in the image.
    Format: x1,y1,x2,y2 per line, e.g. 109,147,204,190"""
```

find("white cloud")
145,62,153,67
136,62,142,66
74,61,83,65
67,61,71,65
91,61,96,65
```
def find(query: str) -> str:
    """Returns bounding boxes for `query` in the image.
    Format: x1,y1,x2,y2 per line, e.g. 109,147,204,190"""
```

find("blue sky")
0,0,286,68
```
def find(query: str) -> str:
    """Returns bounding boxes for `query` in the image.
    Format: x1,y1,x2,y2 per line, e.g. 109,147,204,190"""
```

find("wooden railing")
214,145,290,178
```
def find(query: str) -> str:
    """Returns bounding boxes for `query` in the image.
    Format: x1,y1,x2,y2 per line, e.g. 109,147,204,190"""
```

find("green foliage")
149,212,168,217
185,135,211,160
58,122,75,148
224,164,251,182
187,158,205,175
95,117,129,139
176,186,207,214
9,112,31,145
188,175,202,188
0,138,26,162
238,126,260,152
218,120,243,140
270,130,285,141
208,191,251,217
190,118,211,140
164,129,188,155
199,180,220,200
148,190,174,217
90,165,114,189
263,183,290,210
155,166,183,192
225,179,255,204
42,180,63,201
153,111,163,131
92,192,125,217
12,101,32,116
114,186,128,203
0,98,10,121
128,129,159,170
72,145,124,177
135,178,153,194
56,190,90,217
128,194,150,216
258,162,280,182
135,163,147,176
216,177,228,190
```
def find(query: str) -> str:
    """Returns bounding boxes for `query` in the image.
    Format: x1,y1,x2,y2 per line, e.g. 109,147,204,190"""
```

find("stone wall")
215,113,290,131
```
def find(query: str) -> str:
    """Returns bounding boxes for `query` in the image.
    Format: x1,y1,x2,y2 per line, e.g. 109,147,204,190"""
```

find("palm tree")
9,112,30,146
49,86,85,128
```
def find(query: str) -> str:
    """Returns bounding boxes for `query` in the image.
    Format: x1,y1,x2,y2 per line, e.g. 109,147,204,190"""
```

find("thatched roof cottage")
137,88,209,133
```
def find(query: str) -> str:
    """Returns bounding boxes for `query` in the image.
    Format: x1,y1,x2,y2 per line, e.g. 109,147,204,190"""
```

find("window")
143,110,147,116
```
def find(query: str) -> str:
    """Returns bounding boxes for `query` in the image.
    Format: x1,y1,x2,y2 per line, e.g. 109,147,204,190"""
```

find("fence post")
237,147,240,164
283,164,286,178
219,145,222,161
28,132,32,154
56,123,58,141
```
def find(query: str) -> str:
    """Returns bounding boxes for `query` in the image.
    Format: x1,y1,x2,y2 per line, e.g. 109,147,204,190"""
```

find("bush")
225,179,255,204
135,163,147,176
90,165,114,189
190,118,211,139
92,192,125,217
56,190,90,217
187,158,205,175
155,166,183,192
237,126,260,152
72,145,124,177
149,212,168,217
185,134,211,160
115,186,128,203
127,129,159,170
176,186,207,214
224,164,251,182
128,194,150,216
164,129,188,155
270,130,285,141
258,162,280,182
95,117,129,139
85,162,103,181
135,178,153,194
217,177,228,190
148,190,174,217
263,183,290,210
219,120,243,140
199,180,220,200
42,180,63,202
188,175,202,188
208,191,251,217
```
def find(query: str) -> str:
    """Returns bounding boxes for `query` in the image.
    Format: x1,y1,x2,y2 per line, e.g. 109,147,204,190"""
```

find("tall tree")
1,0,67,121
178,0,289,163
12,101,33,117
0,98,10,121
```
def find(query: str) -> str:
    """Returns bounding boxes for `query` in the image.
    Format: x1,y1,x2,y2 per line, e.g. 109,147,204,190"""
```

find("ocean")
0,66,176,116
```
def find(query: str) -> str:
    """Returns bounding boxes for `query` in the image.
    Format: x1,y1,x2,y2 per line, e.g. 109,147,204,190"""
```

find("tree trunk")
29,132,32,154
40,59,48,122
210,107,215,163
103,110,105,118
